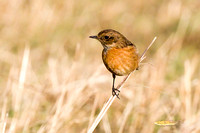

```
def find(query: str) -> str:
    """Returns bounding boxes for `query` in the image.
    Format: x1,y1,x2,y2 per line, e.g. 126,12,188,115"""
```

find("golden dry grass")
0,0,200,133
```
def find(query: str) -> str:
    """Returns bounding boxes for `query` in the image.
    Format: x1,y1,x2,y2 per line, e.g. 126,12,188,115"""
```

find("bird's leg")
112,74,120,99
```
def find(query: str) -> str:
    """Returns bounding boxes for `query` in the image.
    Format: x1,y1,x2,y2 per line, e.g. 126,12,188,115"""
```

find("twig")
140,37,157,62
88,37,157,133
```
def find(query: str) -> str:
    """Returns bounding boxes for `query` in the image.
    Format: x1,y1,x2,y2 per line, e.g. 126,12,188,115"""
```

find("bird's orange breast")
102,46,139,76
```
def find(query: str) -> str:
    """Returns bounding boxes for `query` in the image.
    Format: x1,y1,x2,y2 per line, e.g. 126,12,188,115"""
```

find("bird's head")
89,29,133,49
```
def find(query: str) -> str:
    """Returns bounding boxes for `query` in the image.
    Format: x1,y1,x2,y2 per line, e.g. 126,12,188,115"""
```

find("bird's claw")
112,88,120,99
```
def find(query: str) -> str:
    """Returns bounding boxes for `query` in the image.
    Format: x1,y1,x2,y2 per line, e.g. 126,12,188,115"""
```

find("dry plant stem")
88,37,157,133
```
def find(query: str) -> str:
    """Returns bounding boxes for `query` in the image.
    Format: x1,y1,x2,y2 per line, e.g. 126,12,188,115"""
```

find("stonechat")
89,29,139,99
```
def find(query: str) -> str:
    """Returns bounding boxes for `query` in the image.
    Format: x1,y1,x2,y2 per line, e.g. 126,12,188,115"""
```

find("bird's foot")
112,88,120,99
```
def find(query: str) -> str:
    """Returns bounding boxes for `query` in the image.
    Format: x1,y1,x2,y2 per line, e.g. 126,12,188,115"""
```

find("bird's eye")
104,36,109,40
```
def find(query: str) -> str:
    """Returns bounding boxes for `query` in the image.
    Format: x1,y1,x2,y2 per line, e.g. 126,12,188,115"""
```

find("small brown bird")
89,29,139,98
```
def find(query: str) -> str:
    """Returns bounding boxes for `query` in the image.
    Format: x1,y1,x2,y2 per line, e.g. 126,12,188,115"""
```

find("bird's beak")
89,35,98,39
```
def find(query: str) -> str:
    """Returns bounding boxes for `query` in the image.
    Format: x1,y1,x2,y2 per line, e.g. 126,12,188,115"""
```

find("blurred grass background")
0,0,200,133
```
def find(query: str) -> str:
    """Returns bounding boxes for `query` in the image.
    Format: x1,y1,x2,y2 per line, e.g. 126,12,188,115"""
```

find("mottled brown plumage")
89,29,139,98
